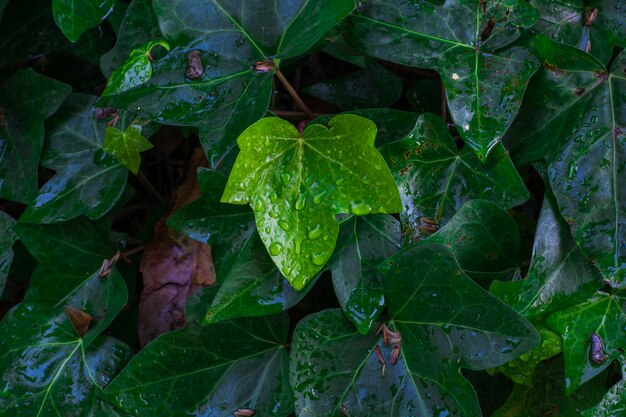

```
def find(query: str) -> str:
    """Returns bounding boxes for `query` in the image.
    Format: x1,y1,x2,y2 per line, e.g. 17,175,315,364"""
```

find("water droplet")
295,238,303,255
281,172,291,185
335,178,344,186
269,242,283,256
313,191,325,204
308,224,324,240
311,252,327,266
349,201,372,215
278,220,290,231
295,193,306,211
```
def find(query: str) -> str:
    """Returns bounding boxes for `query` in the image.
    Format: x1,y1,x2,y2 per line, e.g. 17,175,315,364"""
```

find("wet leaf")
103,313,293,417
546,293,626,393
0,69,71,203
492,357,609,417
291,243,538,416
329,214,400,334
52,0,115,42
380,113,528,244
491,183,603,319
222,115,401,290
582,358,626,417
506,38,626,287
103,124,153,174
304,63,403,110
0,212,17,297
20,94,128,223
345,0,540,159
169,168,315,323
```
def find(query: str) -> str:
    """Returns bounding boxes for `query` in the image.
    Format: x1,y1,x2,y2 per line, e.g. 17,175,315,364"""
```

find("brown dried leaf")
64,306,93,337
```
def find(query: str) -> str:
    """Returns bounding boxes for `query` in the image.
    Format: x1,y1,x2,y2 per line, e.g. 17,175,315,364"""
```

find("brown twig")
137,170,166,203
275,68,315,119
122,244,146,259
271,110,327,119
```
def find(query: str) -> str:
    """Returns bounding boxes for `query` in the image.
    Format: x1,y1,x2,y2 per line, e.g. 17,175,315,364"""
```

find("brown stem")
137,170,166,203
271,110,327,119
275,68,315,119
122,244,146,258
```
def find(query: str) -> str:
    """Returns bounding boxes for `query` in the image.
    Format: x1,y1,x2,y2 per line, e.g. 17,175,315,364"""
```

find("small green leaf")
103,314,293,417
222,115,401,290
546,293,626,393
0,211,17,297
103,40,170,95
103,124,153,173
52,0,115,42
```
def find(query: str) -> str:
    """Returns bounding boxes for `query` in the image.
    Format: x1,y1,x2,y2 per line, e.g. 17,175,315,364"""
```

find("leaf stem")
271,110,326,119
275,68,315,119
137,170,166,203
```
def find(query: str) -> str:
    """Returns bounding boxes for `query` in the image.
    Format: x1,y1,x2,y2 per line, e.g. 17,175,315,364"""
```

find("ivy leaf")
492,357,609,417
0,212,17,297
426,199,522,287
329,214,400,334
168,168,316,323
103,124,153,174
20,94,128,224
222,115,401,290
545,293,626,393
582,358,626,417
103,314,293,417
52,0,115,42
380,113,529,244
490,183,603,319
345,0,540,159
0,69,71,203
291,243,538,416
100,0,164,77
103,40,170,95
506,38,626,287
530,0,626,64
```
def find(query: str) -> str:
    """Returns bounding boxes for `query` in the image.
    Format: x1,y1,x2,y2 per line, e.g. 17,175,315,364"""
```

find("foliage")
0,1,624,416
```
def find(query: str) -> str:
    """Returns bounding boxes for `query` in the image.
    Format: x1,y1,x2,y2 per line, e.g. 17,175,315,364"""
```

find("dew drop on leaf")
269,242,283,256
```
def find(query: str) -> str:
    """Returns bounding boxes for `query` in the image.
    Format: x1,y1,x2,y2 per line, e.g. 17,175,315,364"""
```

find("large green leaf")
291,243,538,416
0,69,71,203
545,293,626,393
0,267,130,415
491,184,603,319
222,115,401,290
20,94,128,223
582,357,626,417
103,313,293,417
52,0,115,42
380,113,528,244
426,199,522,287
168,168,315,323
329,214,400,334
103,124,154,174
99,0,355,167
345,0,540,159
506,38,626,287
0,212,17,297
530,0,626,65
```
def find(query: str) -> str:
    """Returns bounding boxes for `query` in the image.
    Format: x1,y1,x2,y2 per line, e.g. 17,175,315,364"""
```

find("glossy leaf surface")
507,38,626,287
168,168,313,323
20,94,128,223
0,211,16,296
380,113,528,244
0,70,71,203
345,0,540,159
546,293,626,393
582,358,626,417
103,124,153,174
52,0,115,42
222,115,401,290
104,314,293,417
329,214,400,334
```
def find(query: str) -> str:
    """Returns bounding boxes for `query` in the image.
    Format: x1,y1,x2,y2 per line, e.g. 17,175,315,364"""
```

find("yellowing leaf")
103,124,153,174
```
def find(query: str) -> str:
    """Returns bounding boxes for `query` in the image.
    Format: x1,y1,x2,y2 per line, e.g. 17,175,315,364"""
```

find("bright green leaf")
0,69,71,203
0,211,17,297
103,124,153,174
103,40,170,95
103,314,293,417
222,115,401,290
345,0,540,159
52,0,115,42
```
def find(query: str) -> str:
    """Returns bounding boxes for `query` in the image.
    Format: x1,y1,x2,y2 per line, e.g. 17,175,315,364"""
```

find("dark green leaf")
0,211,17,297
20,94,128,223
506,38,626,287
222,115,401,290
546,293,626,393
329,214,400,334
103,124,153,174
492,357,609,417
104,314,292,417
490,185,603,319
426,199,522,287
380,113,528,244
582,358,626,417
52,0,115,42
406,80,442,115
0,69,71,203
345,0,540,159
303,63,403,110
0,0,7,22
